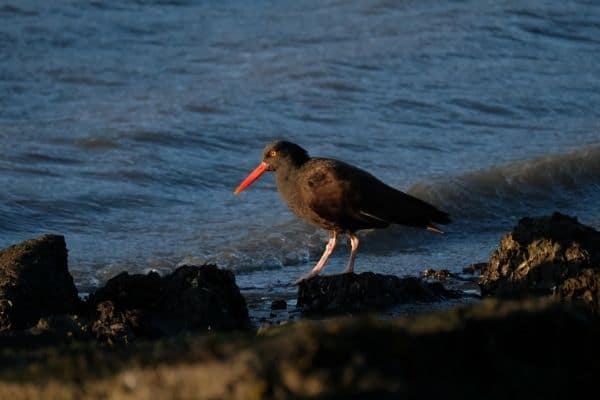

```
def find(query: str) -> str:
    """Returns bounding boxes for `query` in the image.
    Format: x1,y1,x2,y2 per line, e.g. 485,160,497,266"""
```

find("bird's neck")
275,162,302,202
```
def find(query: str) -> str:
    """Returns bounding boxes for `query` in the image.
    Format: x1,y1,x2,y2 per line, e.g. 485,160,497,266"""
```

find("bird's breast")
275,173,302,210
275,167,347,231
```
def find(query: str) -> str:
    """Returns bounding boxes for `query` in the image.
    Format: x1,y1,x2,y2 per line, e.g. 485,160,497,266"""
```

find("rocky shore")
1,212,599,398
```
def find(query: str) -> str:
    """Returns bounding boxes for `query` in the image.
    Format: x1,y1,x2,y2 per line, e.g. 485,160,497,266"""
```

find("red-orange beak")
233,162,269,195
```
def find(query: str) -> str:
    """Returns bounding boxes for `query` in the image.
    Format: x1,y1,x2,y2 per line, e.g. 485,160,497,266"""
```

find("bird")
234,140,450,283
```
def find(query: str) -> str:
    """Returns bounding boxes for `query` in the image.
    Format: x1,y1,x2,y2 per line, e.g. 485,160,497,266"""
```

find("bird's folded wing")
302,159,449,229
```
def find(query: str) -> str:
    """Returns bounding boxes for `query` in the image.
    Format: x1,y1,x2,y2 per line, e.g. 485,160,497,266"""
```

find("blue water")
2,0,600,295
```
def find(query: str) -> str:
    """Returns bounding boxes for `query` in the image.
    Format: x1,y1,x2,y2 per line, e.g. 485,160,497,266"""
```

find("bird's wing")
300,159,450,230
299,159,390,229
358,180,450,228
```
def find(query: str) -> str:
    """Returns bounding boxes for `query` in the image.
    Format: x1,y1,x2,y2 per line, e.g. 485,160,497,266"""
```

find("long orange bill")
233,162,268,195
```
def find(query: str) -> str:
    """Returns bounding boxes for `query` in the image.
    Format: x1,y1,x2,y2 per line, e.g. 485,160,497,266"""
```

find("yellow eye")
268,150,277,157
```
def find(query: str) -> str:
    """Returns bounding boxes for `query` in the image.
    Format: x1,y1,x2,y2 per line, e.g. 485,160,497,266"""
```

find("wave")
7,144,598,277
408,144,600,222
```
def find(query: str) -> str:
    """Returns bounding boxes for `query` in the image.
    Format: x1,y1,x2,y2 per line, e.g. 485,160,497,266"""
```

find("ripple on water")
1,0,600,291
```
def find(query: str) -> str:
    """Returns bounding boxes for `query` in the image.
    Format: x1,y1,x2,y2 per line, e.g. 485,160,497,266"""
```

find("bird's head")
234,140,309,195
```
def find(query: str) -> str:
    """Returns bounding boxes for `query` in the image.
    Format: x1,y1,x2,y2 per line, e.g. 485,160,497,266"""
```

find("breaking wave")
409,144,600,223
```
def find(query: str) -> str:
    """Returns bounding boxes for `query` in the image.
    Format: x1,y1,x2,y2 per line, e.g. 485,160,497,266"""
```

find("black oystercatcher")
234,141,450,282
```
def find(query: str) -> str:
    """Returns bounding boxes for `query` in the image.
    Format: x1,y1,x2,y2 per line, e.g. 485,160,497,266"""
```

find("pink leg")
344,233,359,274
295,231,337,283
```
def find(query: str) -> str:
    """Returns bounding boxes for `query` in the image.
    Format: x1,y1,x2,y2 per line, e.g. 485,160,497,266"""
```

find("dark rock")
297,272,459,314
421,268,451,280
0,314,91,348
91,301,138,345
29,314,89,340
3,298,600,399
0,314,93,348
88,270,162,315
479,213,600,303
421,268,481,298
0,235,80,331
87,264,251,341
270,299,287,310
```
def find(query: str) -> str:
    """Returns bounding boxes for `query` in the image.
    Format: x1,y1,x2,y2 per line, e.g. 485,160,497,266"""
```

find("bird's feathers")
297,158,450,232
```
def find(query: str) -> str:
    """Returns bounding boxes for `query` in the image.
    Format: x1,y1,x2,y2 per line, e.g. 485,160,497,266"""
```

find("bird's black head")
234,140,310,195
261,140,309,171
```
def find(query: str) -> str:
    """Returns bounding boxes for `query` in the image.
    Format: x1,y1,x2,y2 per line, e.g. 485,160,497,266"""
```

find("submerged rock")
271,299,288,310
297,272,459,314
479,213,600,310
0,235,80,331
87,264,251,341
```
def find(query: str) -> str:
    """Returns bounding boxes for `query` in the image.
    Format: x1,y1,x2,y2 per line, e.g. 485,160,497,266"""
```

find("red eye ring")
268,150,277,157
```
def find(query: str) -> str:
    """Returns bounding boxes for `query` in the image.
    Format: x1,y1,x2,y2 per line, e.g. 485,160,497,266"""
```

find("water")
2,0,600,296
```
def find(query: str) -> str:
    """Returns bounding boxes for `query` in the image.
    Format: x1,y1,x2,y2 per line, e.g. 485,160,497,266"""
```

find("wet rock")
297,272,459,314
421,268,451,280
87,264,251,341
421,268,481,298
0,235,80,331
479,213,600,304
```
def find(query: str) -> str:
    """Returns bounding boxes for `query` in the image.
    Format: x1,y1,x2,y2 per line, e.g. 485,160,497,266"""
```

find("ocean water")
1,0,600,296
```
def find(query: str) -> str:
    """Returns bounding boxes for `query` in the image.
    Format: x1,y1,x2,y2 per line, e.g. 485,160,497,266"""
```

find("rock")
91,301,138,345
554,268,600,314
2,298,599,399
421,268,451,280
297,272,459,314
0,314,91,348
479,213,600,303
421,268,481,298
86,264,251,341
270,299,287,310
28,314,89,341
0,235,80,331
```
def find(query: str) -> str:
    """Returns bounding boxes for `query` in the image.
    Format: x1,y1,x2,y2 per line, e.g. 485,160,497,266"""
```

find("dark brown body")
275,157,450,234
